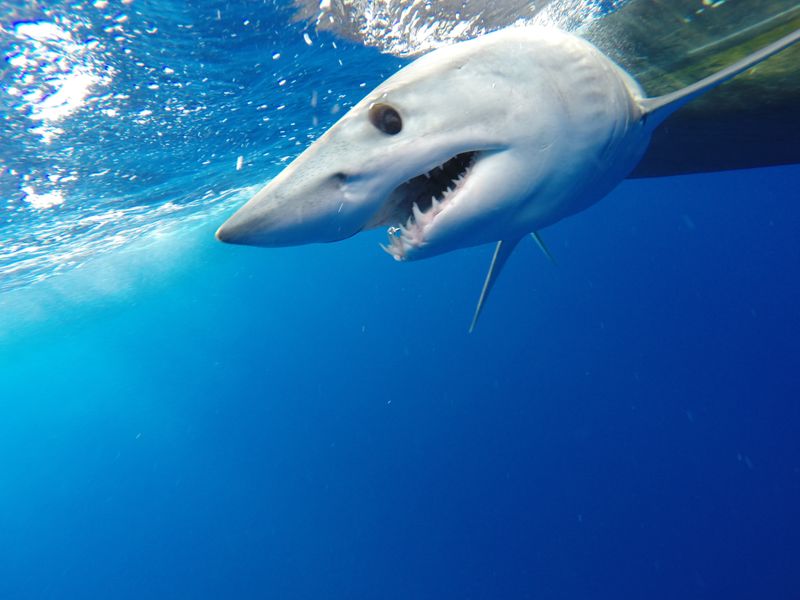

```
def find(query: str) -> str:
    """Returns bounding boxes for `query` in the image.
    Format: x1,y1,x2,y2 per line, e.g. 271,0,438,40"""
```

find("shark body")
216,27,650,258
217,25,800,328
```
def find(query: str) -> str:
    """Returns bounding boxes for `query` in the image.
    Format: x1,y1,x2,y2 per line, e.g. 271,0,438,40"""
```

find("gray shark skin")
216,24,799,328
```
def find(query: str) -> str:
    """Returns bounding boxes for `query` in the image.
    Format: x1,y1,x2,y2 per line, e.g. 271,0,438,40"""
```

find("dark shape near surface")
296,0,799,177
585,0,800,177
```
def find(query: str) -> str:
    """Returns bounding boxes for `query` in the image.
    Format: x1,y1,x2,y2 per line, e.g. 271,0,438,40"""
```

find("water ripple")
1,0,396,291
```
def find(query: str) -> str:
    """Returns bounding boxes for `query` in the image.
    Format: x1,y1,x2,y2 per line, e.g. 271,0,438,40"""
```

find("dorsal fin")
469,239,521,333
640,27,800,128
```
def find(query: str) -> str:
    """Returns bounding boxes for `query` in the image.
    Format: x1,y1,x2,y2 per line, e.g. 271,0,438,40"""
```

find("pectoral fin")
530,231,556,265
469,238,521,333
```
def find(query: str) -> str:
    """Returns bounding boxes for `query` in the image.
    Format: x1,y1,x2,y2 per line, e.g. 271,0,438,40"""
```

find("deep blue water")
2,2,800,599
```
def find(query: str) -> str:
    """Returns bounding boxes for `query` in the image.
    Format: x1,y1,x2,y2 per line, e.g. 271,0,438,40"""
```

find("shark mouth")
377,151,478,260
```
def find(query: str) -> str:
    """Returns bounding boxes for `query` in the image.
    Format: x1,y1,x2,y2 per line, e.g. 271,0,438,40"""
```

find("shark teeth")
382,150,477,260
384,183,465,260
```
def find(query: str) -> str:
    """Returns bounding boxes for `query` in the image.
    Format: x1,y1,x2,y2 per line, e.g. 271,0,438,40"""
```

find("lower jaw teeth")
388,194,445,242
386,169,465,250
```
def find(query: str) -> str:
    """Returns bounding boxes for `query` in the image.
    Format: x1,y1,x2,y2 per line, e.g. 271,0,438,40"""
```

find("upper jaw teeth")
412,202,424,222
381,171,468,261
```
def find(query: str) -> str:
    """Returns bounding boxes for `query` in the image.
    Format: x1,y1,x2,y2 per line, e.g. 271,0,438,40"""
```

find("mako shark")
216,25,800,330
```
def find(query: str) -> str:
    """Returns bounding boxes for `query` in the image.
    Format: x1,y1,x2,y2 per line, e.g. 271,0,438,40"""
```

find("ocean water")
2,2,800,599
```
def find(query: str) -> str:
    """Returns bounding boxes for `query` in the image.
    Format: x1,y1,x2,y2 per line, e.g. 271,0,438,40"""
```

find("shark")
216,25,800,330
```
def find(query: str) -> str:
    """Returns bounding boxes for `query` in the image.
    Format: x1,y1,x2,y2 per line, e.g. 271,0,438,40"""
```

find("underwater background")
1,1,799,598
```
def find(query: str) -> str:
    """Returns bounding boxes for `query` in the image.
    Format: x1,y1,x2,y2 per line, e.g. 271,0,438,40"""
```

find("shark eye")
369,103,402,135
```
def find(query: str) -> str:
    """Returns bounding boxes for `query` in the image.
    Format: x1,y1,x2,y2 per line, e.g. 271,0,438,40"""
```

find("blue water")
2,2,800,599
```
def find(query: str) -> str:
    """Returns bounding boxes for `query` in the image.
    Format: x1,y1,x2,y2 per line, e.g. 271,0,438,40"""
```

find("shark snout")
214,212,265,245
215,190,295,246
216,173,377,247
216,196,337,247
214,222,238,243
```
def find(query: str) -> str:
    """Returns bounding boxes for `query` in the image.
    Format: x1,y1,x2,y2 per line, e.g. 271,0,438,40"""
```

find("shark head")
216,27,646,260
